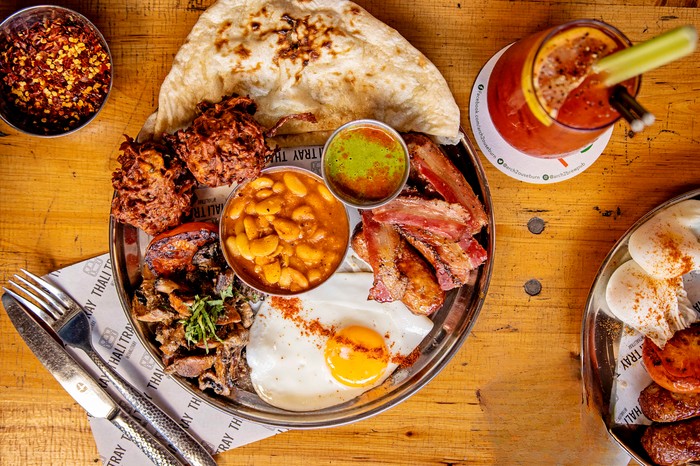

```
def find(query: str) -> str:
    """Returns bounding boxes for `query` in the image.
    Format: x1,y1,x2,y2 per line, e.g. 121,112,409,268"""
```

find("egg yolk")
324,326,389,387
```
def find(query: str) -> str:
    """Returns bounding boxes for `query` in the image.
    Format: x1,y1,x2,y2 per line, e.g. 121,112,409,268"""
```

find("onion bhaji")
165,95,316,187
111,137,195,236
112,95,316,236
165,95,274,187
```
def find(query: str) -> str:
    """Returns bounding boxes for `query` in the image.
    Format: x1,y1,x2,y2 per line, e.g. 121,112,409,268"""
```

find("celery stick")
592,26,697,87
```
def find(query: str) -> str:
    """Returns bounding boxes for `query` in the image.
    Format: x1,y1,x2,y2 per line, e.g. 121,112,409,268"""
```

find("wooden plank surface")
0,0,699,465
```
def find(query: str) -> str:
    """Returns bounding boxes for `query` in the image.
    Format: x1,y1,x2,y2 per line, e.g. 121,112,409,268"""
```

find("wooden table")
0,0,698,464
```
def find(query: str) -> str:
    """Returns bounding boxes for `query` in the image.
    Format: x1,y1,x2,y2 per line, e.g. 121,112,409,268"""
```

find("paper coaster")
469,45,612,184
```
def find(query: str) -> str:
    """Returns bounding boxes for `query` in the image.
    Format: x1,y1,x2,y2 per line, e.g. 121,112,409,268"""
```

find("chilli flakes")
0,13,111,134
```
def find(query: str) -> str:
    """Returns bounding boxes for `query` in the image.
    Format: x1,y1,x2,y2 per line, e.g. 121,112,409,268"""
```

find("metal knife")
2,294,184,466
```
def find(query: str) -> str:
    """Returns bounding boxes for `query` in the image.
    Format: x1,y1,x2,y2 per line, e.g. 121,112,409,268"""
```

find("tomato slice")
657,327,700,378
145,222,220,277
643,328,700,394
149,221,218,244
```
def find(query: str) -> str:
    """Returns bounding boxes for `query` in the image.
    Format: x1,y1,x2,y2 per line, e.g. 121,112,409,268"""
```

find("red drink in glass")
487,20,640,158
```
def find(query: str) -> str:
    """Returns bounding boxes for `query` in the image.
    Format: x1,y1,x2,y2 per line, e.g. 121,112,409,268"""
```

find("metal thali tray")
109,131,495,428
581,187,700,465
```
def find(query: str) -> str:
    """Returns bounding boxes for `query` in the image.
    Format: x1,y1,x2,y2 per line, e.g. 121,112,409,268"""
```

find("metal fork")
4,269,217,466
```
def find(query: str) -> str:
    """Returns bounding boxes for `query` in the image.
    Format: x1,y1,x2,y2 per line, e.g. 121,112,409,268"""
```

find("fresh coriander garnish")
181,284,234,352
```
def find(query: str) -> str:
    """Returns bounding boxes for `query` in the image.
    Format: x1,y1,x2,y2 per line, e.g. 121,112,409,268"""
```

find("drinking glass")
486,19,640,158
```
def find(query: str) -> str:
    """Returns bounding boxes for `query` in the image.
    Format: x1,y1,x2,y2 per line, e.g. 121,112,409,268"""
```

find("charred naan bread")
141,0,461,144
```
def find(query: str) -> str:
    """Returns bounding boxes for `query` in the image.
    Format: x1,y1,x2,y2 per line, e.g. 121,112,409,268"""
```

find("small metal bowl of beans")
0,6,113,136
220,166,351,296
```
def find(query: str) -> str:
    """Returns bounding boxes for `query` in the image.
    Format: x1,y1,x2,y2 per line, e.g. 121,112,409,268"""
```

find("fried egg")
605,259,696,348
628,199,700,280
246,272,434,411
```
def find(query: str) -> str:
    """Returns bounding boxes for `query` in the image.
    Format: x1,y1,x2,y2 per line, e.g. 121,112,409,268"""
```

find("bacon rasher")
398,226,487,291
403,132,488,235
352,221,444,316
370,196,473,241
360,211,407,303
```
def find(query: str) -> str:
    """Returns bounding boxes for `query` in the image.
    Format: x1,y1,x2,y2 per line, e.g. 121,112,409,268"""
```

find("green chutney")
323,123,408,206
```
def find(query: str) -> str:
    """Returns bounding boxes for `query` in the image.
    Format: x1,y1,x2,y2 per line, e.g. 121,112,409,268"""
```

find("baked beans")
221,168,349,294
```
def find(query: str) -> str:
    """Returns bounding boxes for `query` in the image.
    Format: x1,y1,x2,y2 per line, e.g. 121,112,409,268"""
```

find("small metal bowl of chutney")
321,119,410,209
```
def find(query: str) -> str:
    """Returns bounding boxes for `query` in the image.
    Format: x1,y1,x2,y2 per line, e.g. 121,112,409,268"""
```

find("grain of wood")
0,1,698,464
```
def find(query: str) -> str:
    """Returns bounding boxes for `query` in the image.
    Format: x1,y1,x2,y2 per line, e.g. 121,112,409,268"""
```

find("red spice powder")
270,296,335,343
393,347,421,368
657,229,695,275
269,297,419,366
331,333,388,362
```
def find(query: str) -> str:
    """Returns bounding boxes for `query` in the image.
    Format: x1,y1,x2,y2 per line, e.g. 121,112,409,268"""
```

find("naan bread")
141,0,461,145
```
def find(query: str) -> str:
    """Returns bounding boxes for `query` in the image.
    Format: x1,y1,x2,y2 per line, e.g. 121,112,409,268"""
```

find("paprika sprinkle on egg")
322,120,409,208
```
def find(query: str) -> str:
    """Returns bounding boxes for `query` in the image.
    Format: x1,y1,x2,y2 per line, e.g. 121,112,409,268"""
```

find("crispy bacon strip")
352,225,444,316
398,225,487,291
404,133,488,235
360,211,407,302
371,196,472,241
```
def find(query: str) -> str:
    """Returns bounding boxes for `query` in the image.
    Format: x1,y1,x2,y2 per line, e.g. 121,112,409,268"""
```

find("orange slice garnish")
525,26,619,123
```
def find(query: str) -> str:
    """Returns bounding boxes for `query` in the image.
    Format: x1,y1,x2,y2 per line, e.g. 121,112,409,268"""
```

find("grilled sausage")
641,417,700,466
640,382,700,423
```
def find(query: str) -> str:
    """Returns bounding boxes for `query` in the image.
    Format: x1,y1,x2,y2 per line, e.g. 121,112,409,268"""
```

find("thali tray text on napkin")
48,255,282,465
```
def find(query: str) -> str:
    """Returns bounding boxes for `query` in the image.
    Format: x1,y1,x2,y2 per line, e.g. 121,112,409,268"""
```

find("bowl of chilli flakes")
0,5,112,136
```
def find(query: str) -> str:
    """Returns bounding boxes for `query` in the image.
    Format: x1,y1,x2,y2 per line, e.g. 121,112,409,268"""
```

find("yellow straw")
592,25,698,87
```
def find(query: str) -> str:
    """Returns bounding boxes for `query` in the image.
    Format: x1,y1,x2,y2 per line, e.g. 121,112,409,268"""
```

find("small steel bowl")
219,166,351,296
321,119,410,209
0,5,113,137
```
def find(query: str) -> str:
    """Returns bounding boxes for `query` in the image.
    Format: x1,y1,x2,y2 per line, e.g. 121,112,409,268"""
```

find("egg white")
628,199,700,280
246,272,434,411
605,259,696,347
